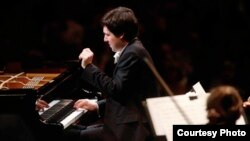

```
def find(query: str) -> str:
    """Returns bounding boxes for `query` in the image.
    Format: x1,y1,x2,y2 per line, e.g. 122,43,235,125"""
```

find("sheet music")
145,82,246,141
145,94,209,141
192,81,207,95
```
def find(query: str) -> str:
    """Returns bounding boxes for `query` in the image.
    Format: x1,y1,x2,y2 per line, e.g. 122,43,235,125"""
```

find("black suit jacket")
81,39,159,141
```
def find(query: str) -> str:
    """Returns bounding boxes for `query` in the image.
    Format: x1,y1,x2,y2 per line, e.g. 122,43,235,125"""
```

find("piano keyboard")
39,99,87,129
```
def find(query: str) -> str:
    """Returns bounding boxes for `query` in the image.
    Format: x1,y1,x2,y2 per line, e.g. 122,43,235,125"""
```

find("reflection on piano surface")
39,99,87,129
0,61,91,141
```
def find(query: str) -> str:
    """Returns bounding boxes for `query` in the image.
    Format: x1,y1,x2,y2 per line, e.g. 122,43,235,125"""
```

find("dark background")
1,0,250,98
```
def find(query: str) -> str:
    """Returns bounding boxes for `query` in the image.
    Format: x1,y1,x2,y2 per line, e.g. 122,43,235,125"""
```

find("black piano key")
40,99,76,123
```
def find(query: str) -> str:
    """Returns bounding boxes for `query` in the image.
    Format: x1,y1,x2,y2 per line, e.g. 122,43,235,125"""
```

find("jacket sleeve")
97,99,106,118
81,52,140,101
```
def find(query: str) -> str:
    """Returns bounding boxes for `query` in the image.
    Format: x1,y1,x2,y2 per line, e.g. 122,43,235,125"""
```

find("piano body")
0,61,89,141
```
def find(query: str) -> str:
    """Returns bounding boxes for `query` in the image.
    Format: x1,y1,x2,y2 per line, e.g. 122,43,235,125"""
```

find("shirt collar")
113,45,127,64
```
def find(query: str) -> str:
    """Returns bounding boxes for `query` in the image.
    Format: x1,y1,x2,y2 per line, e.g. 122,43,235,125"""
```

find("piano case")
0,62,81,141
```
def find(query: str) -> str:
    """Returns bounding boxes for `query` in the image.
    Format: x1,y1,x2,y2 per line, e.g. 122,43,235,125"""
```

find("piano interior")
0,61,95,141
0,72,60,90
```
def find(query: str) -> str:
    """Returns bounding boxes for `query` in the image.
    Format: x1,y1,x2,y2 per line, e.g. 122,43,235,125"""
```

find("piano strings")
0,72,24,89
0,73,58,89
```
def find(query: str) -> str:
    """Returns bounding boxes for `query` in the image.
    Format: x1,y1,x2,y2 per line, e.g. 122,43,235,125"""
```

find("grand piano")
0,61,96,141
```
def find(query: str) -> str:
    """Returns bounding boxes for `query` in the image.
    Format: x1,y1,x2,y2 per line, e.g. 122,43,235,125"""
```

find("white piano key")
61,108,87,129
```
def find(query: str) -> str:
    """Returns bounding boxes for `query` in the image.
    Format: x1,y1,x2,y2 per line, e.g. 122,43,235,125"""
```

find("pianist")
64,6,160,141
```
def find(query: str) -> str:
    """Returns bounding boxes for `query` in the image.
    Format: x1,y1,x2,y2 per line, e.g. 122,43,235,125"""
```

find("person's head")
101,7,139,52
206,85,243,125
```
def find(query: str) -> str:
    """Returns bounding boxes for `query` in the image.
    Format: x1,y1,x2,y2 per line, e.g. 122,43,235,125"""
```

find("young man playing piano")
67,6,160,141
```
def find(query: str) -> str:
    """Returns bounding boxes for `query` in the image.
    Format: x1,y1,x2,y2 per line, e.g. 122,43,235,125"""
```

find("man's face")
103,26,123,52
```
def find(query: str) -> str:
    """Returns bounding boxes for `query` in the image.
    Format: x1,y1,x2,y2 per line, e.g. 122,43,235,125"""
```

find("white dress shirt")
113,46,126,64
